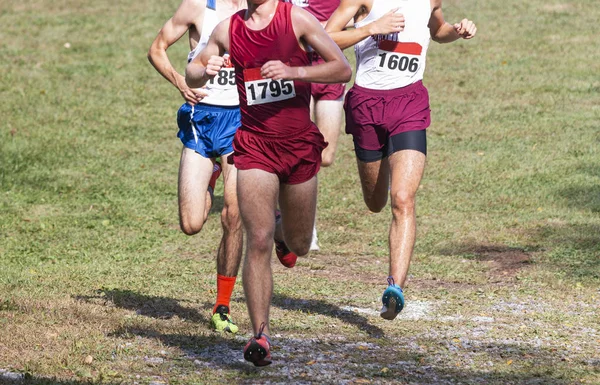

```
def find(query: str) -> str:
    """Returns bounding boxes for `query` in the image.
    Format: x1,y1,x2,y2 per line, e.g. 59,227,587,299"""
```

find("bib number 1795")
243,68,296,106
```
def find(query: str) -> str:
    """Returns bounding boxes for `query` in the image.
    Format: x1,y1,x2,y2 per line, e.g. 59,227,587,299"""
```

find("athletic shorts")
310,54,346,101
177,103,241,158
344,81,430,162
230,125,327,184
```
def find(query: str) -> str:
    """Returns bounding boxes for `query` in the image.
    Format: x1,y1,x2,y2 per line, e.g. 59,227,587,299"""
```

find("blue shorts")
177,103,241,158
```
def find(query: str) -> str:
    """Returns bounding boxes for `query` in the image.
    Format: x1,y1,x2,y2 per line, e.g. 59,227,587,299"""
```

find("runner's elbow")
185,65,202,88
340,64,352,83
147,54,157,68
147,48,155,65
147,46,165,69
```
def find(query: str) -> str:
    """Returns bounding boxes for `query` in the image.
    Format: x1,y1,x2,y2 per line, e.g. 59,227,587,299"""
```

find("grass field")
1,0,599,384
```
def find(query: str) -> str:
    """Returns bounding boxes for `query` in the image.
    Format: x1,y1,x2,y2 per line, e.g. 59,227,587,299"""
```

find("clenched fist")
453,19,477,39
207,55,226,77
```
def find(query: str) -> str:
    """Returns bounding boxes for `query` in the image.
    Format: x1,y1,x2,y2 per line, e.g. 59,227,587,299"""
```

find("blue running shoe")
380,277,405,320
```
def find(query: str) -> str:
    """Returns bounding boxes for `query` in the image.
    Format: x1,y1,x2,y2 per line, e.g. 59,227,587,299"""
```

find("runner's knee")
221,203,242,233
246,228,274,255
364,195,388,213
390,190,416,216
289,242,310,258
287,233,312,257
180,216,205,236
321,151,335,167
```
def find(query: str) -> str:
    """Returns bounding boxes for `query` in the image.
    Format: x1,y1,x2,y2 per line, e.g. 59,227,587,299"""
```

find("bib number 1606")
375,41,423,74
377,52,419,72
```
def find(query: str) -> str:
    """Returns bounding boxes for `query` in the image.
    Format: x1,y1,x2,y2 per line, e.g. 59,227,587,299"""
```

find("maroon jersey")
229,2,312,137
283,0,340,22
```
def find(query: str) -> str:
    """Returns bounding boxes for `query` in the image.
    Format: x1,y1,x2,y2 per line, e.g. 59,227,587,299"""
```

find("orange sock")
213,274,237,313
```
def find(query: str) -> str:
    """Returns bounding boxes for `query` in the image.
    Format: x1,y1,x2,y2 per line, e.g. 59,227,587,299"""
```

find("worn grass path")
1,0,599,384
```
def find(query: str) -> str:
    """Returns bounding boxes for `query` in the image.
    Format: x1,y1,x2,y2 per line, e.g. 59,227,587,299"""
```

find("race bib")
207,68,235,89
243,67,296,106
288,0,309,7
375,41,422,75
207,54,235,90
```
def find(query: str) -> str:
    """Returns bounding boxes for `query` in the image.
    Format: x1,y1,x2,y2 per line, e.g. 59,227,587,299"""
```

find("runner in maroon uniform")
284,0,344,251
186,0,351,366
286,0,343,167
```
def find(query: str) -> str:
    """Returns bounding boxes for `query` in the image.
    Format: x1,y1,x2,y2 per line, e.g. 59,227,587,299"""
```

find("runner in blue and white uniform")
148,0,247,334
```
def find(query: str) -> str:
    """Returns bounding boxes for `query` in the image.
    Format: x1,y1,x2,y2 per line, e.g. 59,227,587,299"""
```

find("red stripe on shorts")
378,41,422,55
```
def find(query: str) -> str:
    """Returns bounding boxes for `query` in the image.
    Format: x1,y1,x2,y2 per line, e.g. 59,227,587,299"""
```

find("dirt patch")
469,245,533,279
439,244,534,281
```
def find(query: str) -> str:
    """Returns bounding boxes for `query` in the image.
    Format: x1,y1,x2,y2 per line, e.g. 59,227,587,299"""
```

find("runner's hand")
177,76,207,105
261,61,294,81
453,19,477,39
368,8,405,35
207,55,226,76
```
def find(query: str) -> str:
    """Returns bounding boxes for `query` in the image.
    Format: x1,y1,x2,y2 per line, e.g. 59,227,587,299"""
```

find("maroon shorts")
311,55,346,101
231,125,327,184
344,81,431,151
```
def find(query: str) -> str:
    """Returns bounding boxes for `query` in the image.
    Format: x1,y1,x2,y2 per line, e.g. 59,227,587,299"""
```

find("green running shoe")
211,305,239,334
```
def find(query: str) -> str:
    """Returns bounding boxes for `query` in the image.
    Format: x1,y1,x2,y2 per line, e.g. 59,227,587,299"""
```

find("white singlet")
187,0,238,106
354,0,431,90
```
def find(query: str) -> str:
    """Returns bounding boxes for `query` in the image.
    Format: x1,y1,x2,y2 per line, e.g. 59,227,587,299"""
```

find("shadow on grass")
108,326,251,372
527,222,600,280
235,340,575,385
557,162,600,213
559,185,600,213
75,288,209,324
105,325,577,385
271,293,385,338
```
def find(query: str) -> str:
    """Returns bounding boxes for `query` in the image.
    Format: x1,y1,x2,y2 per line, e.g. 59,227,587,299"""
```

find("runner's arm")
325,0,404,50
261,7,351,84
185,19,230,88
429,0,477,43
147,0,206,104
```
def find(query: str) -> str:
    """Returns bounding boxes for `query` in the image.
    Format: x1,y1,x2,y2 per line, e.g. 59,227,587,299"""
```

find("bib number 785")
243,68,296,106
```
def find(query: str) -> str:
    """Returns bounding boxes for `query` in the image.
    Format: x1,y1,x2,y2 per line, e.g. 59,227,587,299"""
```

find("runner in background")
326,0,476,320
148,0,247,334
284,0,343,251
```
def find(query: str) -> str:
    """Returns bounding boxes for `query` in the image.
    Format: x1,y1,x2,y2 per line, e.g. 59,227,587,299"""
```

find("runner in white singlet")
326,0,476,320
148,0,247,334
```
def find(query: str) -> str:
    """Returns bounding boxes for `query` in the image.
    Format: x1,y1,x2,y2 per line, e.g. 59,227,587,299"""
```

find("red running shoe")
274,239,297,268
243,323,272,367
274,210,297,268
